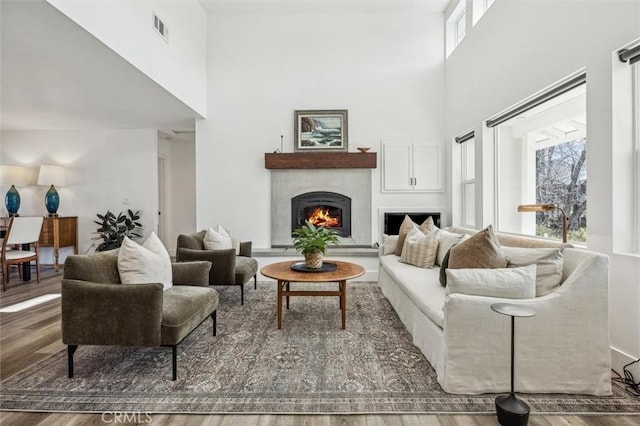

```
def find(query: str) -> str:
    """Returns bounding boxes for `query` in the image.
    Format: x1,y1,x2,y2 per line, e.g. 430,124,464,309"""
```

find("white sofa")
378,228,612,396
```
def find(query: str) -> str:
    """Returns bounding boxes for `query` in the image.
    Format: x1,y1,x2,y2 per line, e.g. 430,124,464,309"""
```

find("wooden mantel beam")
264,152,377,169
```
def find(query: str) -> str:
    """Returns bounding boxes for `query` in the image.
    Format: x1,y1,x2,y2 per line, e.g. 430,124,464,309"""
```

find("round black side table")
491,303,536,426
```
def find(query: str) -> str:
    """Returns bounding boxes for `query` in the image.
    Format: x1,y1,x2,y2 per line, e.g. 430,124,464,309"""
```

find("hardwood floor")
0,268,638,425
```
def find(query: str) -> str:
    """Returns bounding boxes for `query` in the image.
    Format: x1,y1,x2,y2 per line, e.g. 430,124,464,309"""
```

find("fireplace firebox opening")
291,191,351,237
383,212,441,235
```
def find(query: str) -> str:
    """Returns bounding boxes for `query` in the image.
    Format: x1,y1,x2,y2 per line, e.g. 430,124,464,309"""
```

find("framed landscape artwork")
294,110,348,152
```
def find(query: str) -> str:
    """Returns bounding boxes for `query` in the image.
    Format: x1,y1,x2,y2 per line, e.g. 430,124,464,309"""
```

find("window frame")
461,137,476,228
633,64,640,252
490,83,587,243
446,0,467,57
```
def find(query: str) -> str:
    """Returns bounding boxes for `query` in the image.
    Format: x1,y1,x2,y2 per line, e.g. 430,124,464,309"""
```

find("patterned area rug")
1,283,639,414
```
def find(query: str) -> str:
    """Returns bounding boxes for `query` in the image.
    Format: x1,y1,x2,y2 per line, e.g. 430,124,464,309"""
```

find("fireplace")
291,191,351,237
271,169,371,247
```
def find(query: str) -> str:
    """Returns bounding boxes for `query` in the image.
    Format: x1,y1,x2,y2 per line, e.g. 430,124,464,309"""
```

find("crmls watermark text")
101,412,152,424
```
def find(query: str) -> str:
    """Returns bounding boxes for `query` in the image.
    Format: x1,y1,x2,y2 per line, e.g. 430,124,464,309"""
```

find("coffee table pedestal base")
495,393,529,426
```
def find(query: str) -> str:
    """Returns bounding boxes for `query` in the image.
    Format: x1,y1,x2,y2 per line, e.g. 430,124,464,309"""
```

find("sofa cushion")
448,225,508,270
161,286,219,345
118,233,173,291
439,248,452,287
394,215,415,256
445,265,536,299
380,255,445,328
382,234,399,255
436,230,467,266
399,226,439,268
394,215,438,256
235,256,259,285
503,246,564,296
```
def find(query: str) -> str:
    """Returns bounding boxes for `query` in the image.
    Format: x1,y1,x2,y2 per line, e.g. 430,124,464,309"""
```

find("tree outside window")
535,138,587,242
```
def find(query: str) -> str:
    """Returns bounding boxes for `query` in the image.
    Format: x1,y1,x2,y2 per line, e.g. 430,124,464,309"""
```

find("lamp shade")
1,165,29,216
517,203,555,213
0,165,28,186
37,164,66,187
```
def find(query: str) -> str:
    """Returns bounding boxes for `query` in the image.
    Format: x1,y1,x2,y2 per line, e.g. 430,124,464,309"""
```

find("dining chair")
1,216,44,291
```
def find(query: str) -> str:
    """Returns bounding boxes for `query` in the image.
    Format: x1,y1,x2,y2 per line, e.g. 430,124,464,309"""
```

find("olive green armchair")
61,250,218,380
176,230,258,305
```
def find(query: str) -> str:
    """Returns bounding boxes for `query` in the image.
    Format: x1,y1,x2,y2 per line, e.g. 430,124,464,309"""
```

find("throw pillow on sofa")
445,264,536,299
503,246,564,296
440,225,507,287
399,225,439,268
448,225,508,269
382,234,399,255
118,232,173,291
436,230,468,266
394,215,438,256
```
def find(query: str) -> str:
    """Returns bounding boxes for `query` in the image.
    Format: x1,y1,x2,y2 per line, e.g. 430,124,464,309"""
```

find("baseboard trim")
611,346,640,378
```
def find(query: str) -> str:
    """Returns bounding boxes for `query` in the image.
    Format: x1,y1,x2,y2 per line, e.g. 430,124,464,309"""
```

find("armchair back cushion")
177,247,236,284
177,230,207,250
63,249,121,284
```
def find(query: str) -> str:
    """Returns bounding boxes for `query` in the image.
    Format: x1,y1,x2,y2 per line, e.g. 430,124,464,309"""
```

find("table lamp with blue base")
5,185,21,216
38,164,65,217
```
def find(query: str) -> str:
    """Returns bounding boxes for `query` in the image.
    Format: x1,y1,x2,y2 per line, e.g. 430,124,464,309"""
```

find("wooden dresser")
39,216,78,272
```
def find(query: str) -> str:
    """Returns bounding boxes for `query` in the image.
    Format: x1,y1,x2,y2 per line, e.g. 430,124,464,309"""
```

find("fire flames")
307,207,340,228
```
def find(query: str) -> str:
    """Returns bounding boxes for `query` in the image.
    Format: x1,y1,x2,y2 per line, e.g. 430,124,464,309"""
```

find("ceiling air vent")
152,11,169,42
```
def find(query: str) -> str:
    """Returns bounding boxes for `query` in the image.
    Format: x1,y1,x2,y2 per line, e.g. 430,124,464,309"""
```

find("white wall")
47,0,207,117
1,129,159,263
197,4,446,248
445,0,640,375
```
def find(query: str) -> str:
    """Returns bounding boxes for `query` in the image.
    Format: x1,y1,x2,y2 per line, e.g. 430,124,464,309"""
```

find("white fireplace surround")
271,169,372,247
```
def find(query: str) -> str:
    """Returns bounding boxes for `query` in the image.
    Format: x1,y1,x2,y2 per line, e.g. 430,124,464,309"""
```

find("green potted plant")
92,209,143,252
291,221,341,268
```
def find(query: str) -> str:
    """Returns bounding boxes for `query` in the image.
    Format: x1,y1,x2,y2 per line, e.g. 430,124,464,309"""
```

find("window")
456,131,476,227
634,64,640,252
613,40,640,254
534,137,586,241
446,0,467,57
489,79,587,243
455,10,466,46
472,0,496,26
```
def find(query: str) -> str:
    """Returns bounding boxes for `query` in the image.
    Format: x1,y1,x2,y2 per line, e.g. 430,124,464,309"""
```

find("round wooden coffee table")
260,260,365,329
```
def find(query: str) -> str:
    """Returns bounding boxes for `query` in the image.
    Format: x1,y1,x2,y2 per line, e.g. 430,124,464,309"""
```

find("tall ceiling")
1,0,448,131
1,1,200,131
198,0,450,13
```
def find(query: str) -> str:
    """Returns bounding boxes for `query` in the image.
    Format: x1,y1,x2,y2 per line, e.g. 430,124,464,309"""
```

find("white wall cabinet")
382,141,442,193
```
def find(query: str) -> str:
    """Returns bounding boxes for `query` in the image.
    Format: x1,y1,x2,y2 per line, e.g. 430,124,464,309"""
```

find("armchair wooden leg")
171,345,177,381
68,345,78,378
211,310,217,336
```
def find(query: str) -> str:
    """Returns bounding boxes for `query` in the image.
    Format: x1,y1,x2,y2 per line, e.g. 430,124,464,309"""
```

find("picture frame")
294,109,348,152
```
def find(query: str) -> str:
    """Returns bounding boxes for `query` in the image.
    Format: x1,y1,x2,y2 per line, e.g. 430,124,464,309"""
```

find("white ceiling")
1,1,200,131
